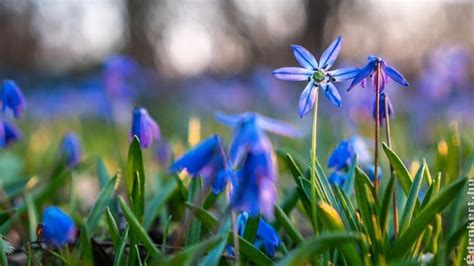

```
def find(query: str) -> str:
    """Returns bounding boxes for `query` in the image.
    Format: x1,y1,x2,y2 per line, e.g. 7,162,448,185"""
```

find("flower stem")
226,183,240,263
384,94,398,237
374,62,381,195
310,87,319,234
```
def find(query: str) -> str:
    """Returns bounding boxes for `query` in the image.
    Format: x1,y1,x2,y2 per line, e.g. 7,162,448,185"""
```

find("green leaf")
283,154,312,217
379,169,396,236
382,143,413,195
389,177,467,259
24,193,38,240
276,233,361,266
343,155,357,197
317,202,364,266
126,136,146,222
105,207,120,249
0,235,10,266
144,180,177,230
333,186,359,231
243,215,259,244
186,177,203,246
202,227,230,266
354,167,383,256
113,227,128,266
96,158,110,190
274,204,304,245
159,235,224,265
399,163,425,233
118,197,161,258
77,224,93,263
162,215,173,254
85,175,118,233
184,203,273,265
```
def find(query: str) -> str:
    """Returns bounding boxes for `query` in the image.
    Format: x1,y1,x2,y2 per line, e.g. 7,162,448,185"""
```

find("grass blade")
399,163,425,233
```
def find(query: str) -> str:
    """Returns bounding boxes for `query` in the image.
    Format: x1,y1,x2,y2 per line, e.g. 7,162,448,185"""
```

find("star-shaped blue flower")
348,56,409,92
272,36,358,117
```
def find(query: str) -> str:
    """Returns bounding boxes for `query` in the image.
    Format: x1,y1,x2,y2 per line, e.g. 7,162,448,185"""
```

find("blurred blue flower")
2,80,26,118
364,165,382,182
373,92,393,125
0,120,22,148
236,212,281,257
39,206,76,248
169,135,231,194
348,56,409,92
103,55,140,99
328,140,355,171
348,135,372,166
130,107,160,148
60,133,82,168
328,171,347,186
216,112,301,168
154,139,172,167
272,36,358,117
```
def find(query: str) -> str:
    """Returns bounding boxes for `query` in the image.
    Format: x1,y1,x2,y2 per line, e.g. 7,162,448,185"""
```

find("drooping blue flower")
0,120,22,148
130,107,160,148
2,80,26,118
348,56,409,92
215,112,301,168
364,165,382,182
236,212,281,257
328,140,355,171
169,135,231,194
272,36,359,117
373,92,394,125
328,171,347,186
60,133,82,168
39,206,76,248
231,149,277,220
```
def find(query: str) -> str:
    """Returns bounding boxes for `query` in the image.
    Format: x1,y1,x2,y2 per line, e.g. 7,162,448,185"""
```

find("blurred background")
0,0,472,191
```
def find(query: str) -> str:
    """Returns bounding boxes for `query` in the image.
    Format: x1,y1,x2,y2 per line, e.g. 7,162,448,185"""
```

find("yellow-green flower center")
312,70,325,83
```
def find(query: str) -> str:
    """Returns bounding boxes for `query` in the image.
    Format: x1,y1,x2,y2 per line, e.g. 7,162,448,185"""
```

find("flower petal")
297,81,316,118
347,60,377,91
256,114,303,138
327,67,359,82
382,62,409,86
322,82,342,106
214,112,242,127
272,67,312,81
319,36,342,70
291,45,318,69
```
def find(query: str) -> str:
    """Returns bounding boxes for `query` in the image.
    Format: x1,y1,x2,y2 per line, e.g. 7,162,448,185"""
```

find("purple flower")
272,36,358,117
169,135,231,194
236,212,281,257
2,80,26,118
373,92,394,125
348,56,409,92
130,107,160,148
328,140,355,171
39,206,76,248
0,120,22,148
60,133,82,168
328,171,347,186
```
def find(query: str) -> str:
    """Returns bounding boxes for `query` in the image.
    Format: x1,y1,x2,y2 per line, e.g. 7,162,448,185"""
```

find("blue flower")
0,120,22,148
215,112,301,168
328,171,347,186
328,140,355,171
364,165,382,182
169,135,231,194
60,133,82,168
236,212,281,257
373,92,394,125
39,206,76,248
272,36,358,117
348,135,372,166
2,80,26,118
130,107,160,148
348,56,409,92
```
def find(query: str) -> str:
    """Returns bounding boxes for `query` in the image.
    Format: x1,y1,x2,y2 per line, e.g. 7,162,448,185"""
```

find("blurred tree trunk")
125,0,156,67
304,0,342,51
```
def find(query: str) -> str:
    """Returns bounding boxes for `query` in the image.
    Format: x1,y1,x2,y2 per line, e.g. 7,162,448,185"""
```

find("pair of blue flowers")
273,36,408,120
0,80,26,147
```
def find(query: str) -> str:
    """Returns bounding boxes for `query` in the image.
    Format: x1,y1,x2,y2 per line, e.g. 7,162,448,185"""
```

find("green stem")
374,62,381,195
384,94,398,237
310,88,319,234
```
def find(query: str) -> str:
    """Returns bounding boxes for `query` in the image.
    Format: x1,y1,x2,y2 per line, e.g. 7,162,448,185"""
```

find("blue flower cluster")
0,80,25,148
